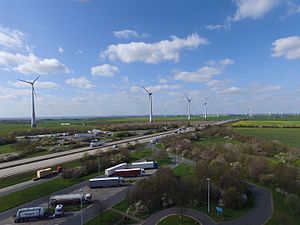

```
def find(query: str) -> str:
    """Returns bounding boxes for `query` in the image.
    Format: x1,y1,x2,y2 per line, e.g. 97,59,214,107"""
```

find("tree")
222,187,243,209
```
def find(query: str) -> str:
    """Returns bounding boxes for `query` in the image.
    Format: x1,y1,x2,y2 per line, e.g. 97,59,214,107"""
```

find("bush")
222,187,243,209
285,194,300,214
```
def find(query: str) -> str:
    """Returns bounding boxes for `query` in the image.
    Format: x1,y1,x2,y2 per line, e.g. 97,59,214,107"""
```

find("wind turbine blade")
17,79,32,85
33,75,40,84
142,86,150,94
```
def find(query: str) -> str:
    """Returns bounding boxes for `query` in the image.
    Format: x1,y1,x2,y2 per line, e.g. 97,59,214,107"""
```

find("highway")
0,119,238,179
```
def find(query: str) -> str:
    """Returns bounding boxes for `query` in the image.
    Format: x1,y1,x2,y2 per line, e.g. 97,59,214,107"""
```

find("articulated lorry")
89,177,124,188
14,205,63,223
130,161,158,169
105,163,127,176
115,168,145,177
49,193,92,206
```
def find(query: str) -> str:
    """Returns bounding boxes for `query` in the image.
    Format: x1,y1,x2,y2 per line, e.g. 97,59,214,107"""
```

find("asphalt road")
0,131,174,179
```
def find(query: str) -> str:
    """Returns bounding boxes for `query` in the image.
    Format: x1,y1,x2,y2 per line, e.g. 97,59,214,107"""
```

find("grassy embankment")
158,215,200,225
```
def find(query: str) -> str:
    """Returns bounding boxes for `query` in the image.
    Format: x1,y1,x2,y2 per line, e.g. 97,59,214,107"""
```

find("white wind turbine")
203,97,208,119
18,76,40,128
143,87,153,123
185,95,192,121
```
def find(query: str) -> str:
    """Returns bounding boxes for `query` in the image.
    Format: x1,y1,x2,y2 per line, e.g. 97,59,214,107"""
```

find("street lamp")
207,178,210,213
97,154,101,174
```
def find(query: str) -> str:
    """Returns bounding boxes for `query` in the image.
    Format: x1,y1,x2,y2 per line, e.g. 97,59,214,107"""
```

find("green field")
266,192,300,225
232,120,300,127
0,144,14,154
173,163,194,177
85,210,123,225
233,128,300,147
158,215,200,225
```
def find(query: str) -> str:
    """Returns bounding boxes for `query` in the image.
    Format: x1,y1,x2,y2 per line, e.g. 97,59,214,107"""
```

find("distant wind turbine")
204,97,208,119
18,76,40,127
143,87,153,123
185,95,192,121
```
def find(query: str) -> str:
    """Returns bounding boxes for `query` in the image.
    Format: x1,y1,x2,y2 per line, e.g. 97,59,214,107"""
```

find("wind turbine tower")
18,76,40,128
204,97,208,119
143,87,153,123
185,95,192,121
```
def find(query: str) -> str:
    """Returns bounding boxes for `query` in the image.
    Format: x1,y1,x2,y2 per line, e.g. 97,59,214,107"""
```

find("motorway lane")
0,132,172,179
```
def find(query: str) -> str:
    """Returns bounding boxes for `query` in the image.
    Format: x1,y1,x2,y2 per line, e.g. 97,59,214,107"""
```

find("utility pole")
207,178,210,213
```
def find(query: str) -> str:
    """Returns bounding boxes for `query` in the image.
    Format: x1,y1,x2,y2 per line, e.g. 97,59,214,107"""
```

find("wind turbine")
203,97,208,120
143,87,153,123
18,76,40,128
185,95,192,121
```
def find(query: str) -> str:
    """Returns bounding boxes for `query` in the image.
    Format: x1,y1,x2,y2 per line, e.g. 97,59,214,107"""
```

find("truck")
150,137,160,144
105,163,127,176
89,140,105,148
115,168,145,177
14,205,63,223
89,177,124,188
130,161,158,169
33,166,63,181
49,193,92,206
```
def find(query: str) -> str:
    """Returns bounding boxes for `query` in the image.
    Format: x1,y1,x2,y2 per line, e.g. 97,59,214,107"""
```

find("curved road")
143,184,272,225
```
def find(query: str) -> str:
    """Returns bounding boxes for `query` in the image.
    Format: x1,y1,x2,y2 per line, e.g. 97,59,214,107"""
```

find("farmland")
232,120,300,127
233,128,300,147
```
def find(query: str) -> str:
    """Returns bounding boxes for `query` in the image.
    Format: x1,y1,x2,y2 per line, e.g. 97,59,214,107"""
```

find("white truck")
14,205,63,223
49,193,92,206
89,177,124,188
105,163,127,176
89,140,105,148
130,161,158,169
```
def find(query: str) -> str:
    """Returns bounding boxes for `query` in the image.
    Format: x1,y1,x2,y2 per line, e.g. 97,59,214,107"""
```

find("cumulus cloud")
272,36,300,59
174,58,234,83
231,0,279,21
101,33,208,64
0,50,70,75
130,86,141,93
0,25,25,49
91,64,119,77
11,80,60,89
251,83,281,93
205,24,226,30
113,29,139,39
65,77,95,89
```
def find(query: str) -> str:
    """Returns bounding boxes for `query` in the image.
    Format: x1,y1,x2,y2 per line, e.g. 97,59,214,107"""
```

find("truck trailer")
89,140,105,148
89,177,124,188
105,163,127,176
14,207,46,223
49,193,92,206
130,161,158,169
115,168,145,177
36,168,53,178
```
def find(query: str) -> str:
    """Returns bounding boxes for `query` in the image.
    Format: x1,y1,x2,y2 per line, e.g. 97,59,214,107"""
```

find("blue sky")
0,0,300,118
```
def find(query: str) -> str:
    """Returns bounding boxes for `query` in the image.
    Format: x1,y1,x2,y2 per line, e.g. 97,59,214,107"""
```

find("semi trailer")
130,161,158,169
115,168,145,177
105,163,127,176
89,140,105,148
89,177,124,188
33,166,63,181
49,193,92,206
14,205,63,223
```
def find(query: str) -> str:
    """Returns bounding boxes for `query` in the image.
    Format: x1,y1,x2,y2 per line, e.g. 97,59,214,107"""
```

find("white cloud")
91,64,119,77
219,87,242,94
231,0,279,21
174,66,221,83
65,77,95,89
101,33,208,64
0,50,70,75
145,84,182,93
113,29,139,39
11,80,60,89
283,1,300,18
58,46,64,53
205,24,225,30
0,25,25,49
174,58,233,83
123,76,129,83
159,78,168,84
272,36,300,59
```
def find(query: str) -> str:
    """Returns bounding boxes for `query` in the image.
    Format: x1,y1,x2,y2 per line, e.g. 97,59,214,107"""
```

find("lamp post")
207,178,210,213
97,154,101,174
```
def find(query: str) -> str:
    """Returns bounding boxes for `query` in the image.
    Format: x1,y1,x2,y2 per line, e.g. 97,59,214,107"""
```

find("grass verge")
84,210,122,225
158,215,200,225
